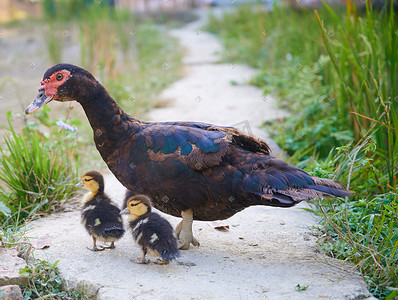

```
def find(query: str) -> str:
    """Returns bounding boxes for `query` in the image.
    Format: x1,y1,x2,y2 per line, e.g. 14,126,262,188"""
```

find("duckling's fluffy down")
129,212,180,261
82,197,125,242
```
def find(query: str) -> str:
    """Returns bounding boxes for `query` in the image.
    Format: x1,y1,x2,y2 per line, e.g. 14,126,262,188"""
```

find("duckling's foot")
88,236,104,251
154,259,169,265
132,248,148,264
176,209,200,250
87,245,105,251
102,241,116,249
131,258,149,264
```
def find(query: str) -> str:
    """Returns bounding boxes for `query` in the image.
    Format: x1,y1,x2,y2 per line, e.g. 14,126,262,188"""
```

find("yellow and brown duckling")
76,171,125,251
120,194,180,265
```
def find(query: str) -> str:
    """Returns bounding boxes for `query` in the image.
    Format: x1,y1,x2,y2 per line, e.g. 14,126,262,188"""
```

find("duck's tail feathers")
309,176,353,197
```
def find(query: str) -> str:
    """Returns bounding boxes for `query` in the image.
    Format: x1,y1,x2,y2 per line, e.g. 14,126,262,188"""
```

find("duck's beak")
75,182,84,188
25,89,53,115
120,208,130,215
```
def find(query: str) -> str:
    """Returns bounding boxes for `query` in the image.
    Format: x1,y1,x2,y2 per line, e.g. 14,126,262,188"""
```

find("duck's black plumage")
27,64,352,249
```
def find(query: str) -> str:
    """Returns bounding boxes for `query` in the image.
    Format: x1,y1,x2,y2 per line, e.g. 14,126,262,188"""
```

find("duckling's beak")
120,208,130,215
25,89,54,115
75,182,84,188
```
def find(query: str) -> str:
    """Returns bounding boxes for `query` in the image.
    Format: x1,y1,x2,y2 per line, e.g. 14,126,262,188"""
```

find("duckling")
76,171,125,251
120,195,180,265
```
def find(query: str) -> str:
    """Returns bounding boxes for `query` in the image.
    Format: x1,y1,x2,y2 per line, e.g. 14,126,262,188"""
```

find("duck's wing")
134,123,231,170
154,121,271,155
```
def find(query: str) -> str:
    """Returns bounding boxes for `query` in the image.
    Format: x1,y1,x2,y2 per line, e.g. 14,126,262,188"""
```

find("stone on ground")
0,285,23,300
0,248,29,287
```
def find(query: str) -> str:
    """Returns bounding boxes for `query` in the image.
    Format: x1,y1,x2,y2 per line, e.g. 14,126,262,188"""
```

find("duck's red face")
26,63,97,115
25,69,72,114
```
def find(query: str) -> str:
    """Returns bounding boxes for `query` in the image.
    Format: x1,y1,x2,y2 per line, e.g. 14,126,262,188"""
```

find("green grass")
207,2,398,298
314,1,398,185
0,113,79,225
305,139,398,299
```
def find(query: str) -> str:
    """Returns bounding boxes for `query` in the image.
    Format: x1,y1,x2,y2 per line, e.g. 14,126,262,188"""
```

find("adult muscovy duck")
25,64,351,249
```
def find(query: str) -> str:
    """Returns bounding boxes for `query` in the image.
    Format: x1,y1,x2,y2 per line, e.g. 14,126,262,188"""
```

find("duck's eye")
56,73,63,81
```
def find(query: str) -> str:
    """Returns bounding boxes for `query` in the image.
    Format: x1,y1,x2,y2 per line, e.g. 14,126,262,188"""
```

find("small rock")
177,261,196,267
31,234,51,249
0,248,29,286
0,285,23,300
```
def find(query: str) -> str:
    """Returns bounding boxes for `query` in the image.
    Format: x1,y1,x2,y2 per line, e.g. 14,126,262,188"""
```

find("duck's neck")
78,84,139,159
81,191,96,205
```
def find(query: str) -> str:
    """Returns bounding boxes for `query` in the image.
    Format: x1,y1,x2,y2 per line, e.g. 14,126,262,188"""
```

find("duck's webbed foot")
87,236,105,251
176,209,200,250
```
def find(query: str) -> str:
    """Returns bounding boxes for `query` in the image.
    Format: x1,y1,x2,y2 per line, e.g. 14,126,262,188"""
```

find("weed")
295,284,309,292
0,223,32,261
20,259,86,299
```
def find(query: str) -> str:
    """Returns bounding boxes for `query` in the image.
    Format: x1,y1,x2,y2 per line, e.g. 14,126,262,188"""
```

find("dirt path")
28,10,375,300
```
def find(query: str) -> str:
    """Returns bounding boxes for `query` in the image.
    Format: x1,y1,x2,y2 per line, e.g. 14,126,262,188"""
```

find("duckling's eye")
56,73,63,81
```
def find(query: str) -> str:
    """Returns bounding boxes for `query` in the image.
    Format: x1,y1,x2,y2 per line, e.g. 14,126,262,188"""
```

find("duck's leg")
175,220,182,236
177,209,200,250
87,236,104,251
